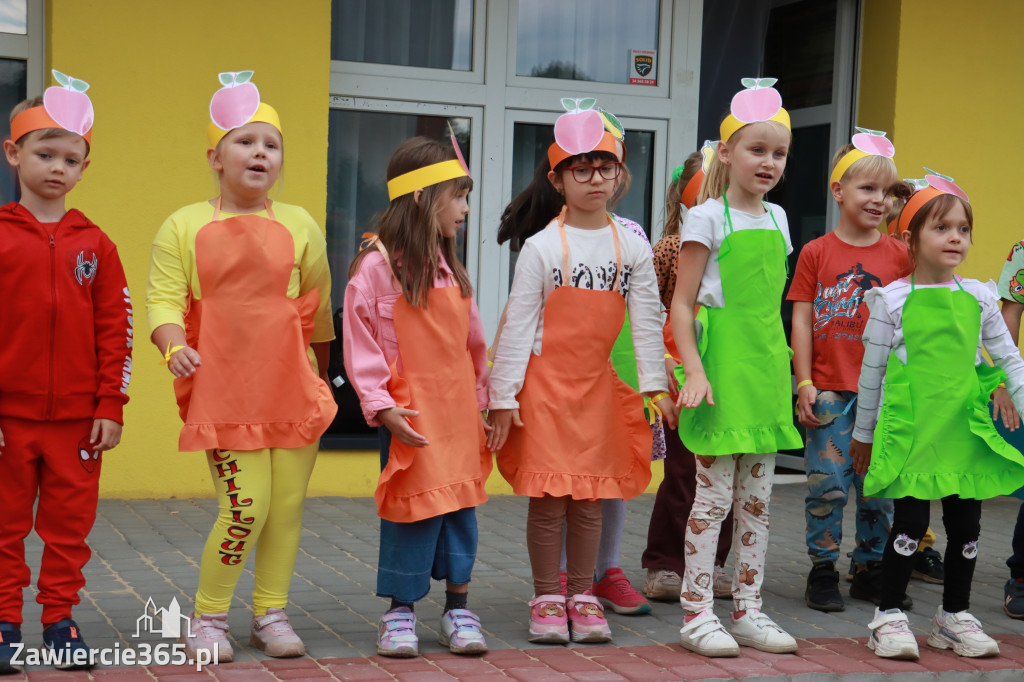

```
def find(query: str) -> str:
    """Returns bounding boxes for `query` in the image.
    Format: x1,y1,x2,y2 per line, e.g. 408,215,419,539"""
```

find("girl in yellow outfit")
146,71,336,664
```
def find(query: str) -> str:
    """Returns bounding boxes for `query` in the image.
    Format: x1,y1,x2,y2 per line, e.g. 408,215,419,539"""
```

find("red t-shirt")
786,232,911,391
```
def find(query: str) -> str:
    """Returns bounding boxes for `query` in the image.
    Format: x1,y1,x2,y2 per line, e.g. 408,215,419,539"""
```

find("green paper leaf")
602,110,623,135
70,79,89,93
759,77,778,88
561,98,576,112
52,70,69,87
219,72,234,86
923,166,952,181
741,77,756,88
236,70,254,84
579,97,596,110
871,128,886,136
855,127,869,134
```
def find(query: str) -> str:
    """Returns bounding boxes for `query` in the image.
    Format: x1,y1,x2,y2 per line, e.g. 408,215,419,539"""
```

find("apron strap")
719,191,789,275
361,233,401,282
212,198,275,222
910,274,964,292
555,206,622,293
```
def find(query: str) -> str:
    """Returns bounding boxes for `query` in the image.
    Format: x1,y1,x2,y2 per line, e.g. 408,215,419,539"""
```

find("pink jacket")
343,249,488,426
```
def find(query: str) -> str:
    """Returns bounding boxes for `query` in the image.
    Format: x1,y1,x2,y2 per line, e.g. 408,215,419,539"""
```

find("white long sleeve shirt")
488,218,668,410
853,277,1024,443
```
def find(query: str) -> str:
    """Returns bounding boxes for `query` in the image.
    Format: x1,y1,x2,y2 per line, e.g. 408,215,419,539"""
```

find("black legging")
880,495,981,612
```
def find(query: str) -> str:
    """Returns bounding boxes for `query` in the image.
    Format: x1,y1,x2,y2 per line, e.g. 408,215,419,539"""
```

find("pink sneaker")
250,608,305,658
180,612,233,664
593,567,652,615
528,594,569,644
566,592,612,643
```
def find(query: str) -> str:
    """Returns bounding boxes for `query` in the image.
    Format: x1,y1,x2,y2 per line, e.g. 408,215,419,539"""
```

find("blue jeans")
804,391,893,565
376,428,478,602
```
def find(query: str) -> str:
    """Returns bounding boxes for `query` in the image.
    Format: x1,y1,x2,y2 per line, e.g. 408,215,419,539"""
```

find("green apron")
865,277,1024,499
676,200,803,456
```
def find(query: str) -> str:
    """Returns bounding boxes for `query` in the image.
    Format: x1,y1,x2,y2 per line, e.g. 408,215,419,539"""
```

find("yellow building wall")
861,0,1024,282
44,0,668,499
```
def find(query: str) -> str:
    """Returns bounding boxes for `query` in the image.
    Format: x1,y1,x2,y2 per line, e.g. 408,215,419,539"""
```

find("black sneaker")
1005,578,1024,620
850,560,913,611
42,618,92,670
0,621,23,674
911,547,944,584
806,562,844,612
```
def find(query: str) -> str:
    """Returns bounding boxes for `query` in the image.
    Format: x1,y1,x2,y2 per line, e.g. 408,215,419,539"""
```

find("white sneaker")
713,565,733,599
642,569,682,601
679,610,739,657
867,608,919,660
927,606,999,658
729,609,797,653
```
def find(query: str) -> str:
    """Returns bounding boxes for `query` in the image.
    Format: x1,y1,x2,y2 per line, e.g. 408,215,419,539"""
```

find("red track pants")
0,417,99,626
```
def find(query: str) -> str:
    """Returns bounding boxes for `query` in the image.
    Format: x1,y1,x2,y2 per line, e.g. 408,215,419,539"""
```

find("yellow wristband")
664,353,674,360
650,391,670,403
796,379,813,390
999,383,1007,389
160,343,187,366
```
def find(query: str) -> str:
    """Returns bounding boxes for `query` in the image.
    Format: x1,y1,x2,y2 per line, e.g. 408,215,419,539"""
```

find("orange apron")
498,216,652,500
370,239,492,523
174,200,337,452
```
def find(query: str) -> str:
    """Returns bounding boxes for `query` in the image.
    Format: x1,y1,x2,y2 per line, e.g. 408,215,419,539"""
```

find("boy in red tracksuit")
0,72,131,673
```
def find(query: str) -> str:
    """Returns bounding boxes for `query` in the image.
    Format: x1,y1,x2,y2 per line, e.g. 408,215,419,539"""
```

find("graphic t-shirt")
997,240,1024,303
786,232,910,391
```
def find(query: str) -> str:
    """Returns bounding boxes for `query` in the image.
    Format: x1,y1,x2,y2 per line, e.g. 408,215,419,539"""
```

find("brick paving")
5,478,1024,680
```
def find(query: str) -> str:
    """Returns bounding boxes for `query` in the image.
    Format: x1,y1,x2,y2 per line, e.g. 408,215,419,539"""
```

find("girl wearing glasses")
488,99,675,644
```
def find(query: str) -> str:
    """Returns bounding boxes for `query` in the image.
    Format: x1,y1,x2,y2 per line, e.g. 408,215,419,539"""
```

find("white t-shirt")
681,198,794,309
488,218,667,410
853,277,1024,443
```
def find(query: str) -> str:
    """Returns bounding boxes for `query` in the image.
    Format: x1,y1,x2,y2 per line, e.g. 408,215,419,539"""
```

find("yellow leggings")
194,443,318,616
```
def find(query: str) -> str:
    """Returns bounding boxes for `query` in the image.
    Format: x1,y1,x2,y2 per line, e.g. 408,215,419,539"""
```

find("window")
0,0,38,206
331,0,473,71
515,0,660,84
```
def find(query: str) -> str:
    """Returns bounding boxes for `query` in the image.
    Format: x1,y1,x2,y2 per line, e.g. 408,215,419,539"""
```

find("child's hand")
851,438,872,475
486,408,523,452
654,395,678,430
379,407,429,447
664,357,680,399
676,372,714,410
796,384,821,428
166,346,202,378
480,411,493,433
993,387,1020,431
91,418,122,452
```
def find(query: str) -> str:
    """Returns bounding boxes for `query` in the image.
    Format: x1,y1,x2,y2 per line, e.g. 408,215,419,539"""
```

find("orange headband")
11,106,94,145
896,186,943,234
680,169,705,209
547,130,618,170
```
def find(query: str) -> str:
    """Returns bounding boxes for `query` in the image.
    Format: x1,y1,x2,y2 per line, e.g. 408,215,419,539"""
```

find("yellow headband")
829,149,871,187
719,107,790,143
208,102,281,147
387,159,468,201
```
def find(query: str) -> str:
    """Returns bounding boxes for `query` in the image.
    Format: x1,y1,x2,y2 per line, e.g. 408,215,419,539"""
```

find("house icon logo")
133,597,192,639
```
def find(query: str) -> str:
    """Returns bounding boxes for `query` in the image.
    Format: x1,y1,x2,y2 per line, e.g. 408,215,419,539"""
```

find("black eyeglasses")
566,162,622,183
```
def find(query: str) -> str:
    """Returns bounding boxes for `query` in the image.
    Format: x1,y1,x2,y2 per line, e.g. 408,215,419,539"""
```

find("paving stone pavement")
6,478,1024,680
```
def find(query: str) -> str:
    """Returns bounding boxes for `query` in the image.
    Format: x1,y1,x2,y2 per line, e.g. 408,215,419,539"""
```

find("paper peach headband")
830,128,896,187
208,70,281,148
897,169,970,233
548,97,623,170
10,69,94,146
719,78,790,143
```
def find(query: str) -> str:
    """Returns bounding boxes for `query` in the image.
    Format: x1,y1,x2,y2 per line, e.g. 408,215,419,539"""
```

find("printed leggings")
194,444,318,616
880,496,981,612
680,453,775,614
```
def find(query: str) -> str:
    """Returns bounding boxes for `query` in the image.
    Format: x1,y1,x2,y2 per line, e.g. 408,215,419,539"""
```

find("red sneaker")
592,567,652,615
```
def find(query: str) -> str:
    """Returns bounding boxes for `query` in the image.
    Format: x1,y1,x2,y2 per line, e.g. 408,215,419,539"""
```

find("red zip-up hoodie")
0,202,132,423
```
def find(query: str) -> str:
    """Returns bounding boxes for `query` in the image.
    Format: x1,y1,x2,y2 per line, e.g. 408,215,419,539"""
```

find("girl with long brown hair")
343,136,491,658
